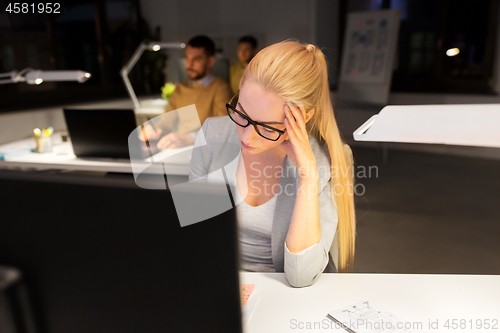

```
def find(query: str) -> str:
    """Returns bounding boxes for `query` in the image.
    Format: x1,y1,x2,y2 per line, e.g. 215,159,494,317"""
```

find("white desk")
0,134,191,176
241,272,500,333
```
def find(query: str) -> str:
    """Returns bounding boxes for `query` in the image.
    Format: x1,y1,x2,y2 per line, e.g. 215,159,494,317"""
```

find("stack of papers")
0,139,36,160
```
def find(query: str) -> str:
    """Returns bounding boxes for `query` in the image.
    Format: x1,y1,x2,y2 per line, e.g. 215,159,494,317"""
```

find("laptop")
0,173,242,333
63,109,160,160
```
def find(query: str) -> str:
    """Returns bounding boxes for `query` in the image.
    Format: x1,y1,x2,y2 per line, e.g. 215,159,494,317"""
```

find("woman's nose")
241,125,259,143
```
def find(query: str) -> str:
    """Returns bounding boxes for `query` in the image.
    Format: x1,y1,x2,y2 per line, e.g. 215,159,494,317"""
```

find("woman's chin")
242,147,261,154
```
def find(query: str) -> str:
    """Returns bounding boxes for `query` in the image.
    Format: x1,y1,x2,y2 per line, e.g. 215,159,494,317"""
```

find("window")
341,0,499,94
391,0,498,94
0,0,154,112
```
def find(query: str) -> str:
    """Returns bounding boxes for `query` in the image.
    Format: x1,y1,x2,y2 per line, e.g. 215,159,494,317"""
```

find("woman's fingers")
284,104,298,132
284,104,306,142
284,110,299,143
287,103,307,134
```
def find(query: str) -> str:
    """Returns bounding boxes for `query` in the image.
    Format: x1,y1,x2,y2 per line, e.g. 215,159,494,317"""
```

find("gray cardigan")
188,116,338,287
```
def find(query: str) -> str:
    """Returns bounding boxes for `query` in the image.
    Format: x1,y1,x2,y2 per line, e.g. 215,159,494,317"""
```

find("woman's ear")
304,108,315,124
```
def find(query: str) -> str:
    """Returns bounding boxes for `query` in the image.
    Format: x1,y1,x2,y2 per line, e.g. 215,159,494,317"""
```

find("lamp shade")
24,70,91,84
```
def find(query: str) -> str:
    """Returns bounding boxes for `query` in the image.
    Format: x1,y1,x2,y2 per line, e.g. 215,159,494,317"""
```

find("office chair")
0,266,37,333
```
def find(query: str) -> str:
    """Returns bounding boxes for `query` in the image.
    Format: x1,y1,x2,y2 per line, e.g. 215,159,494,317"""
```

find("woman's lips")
241,141,256,150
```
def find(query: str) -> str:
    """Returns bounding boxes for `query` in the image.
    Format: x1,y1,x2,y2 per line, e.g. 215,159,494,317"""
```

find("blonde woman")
189,40,355,287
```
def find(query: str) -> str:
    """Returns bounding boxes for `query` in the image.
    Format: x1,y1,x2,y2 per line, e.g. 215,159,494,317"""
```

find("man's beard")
187,68,208,81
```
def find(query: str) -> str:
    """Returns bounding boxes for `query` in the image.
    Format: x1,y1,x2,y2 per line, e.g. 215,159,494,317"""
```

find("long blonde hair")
241,40,356,272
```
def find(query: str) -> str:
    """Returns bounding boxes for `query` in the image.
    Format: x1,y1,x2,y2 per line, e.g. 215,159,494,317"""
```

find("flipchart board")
338,9,401,106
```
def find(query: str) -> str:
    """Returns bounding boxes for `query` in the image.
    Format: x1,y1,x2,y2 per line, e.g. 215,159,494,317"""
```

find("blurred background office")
0,0,499,274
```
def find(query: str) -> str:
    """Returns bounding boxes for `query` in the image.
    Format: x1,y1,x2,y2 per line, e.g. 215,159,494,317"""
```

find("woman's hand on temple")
280,103,318,180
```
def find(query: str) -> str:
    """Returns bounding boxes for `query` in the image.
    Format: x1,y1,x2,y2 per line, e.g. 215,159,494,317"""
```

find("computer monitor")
63,109,160,159
0,173,242,333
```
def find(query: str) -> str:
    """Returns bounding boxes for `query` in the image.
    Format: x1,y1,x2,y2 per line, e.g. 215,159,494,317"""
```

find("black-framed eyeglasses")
226,93,286,141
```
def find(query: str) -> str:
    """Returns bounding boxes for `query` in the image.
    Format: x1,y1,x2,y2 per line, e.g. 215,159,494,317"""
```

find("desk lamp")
120,41,185,114
0,68,91,85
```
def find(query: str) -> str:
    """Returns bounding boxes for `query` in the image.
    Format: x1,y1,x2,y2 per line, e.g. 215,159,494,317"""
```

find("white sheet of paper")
242,292,259,327
328,300,427,333
146,145,193,165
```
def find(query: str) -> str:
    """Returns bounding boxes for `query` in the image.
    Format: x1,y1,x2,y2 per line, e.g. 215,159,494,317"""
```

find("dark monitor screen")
0,173,242,333
63,109,160,160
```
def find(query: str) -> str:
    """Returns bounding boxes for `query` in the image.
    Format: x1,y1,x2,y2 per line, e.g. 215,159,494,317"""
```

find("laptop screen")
63,109,160,159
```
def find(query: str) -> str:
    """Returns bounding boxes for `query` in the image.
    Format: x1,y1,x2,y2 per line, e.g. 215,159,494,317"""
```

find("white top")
189,116,339,287
236,190,278,273
211,150,317,273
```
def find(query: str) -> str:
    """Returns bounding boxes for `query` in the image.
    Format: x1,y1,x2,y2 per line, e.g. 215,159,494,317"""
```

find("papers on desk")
327,300,425,333
0,138,36,160
145,145,193,165
241,284,254,306
241,284,259,327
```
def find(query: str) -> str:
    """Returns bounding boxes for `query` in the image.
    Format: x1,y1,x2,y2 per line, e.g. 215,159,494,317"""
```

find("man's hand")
157,133,194,149
139,124,163,141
